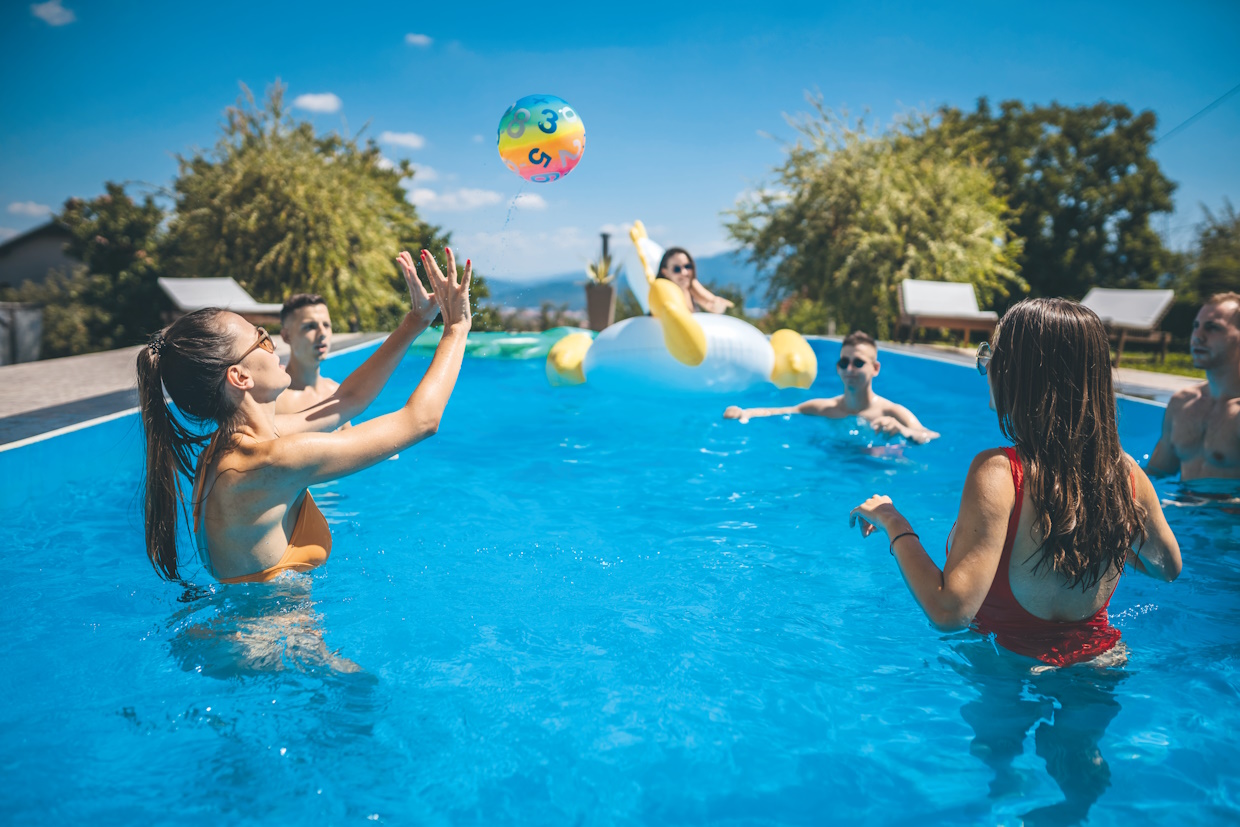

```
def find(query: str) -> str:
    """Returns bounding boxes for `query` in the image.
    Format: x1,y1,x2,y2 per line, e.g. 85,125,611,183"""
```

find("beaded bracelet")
889,531,919,556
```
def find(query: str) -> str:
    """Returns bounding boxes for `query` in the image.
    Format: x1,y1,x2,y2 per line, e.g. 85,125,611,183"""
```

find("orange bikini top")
194,487,333,584
218,492,333,584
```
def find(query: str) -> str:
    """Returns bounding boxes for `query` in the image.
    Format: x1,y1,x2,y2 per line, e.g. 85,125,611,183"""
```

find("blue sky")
2,1,1238,280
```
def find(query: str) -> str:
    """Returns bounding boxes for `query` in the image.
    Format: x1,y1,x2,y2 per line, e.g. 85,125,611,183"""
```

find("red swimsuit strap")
990,447,1025,602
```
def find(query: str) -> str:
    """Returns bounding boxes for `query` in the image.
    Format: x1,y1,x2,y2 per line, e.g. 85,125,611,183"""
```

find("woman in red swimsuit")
849,298,1181,667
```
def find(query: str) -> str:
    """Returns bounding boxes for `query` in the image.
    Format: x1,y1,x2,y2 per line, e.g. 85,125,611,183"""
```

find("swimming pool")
1,339,1236,825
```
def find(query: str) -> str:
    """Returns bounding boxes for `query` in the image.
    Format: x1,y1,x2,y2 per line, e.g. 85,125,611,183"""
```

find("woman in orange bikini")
137,248,471,583
849,298,1182,667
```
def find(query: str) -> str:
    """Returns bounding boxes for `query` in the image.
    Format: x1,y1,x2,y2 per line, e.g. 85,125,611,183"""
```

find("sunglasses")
671,263,694,275
237,327,275,362
976,341,992,376
836,357,868,370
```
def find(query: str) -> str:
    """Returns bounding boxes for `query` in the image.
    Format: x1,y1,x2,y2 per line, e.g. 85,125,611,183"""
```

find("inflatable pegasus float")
545,222,817,393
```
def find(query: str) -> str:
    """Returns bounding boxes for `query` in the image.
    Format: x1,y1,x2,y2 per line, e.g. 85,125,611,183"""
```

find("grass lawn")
889,337,1206,380
1113,350,1204,379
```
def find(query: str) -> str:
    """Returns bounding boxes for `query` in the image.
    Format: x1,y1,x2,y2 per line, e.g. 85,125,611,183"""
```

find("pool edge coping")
0,334,1168,454
0,335,389,453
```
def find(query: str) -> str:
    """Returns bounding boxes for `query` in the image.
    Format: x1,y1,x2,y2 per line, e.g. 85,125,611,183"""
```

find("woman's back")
1003,452,1122,623
193,439,316,580
949,447,1125,667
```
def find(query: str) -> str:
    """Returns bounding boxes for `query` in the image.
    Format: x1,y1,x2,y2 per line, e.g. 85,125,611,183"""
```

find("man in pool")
275,293,342,416
1147,291,1240,482
722,330,940,443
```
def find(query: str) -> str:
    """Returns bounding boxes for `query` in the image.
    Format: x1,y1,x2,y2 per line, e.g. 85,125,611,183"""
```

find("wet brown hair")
135,309,243,580
989,298,1146,589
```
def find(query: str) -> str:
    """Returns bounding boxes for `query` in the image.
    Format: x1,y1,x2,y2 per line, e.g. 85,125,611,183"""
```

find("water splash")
495,184,526,301
503,183,525,229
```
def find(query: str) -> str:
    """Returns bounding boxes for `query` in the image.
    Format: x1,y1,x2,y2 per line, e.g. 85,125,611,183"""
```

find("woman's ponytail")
137,336,187,580
135,310,240,581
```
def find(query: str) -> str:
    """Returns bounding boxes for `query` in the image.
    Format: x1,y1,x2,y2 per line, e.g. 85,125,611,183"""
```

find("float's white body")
583,314,775,394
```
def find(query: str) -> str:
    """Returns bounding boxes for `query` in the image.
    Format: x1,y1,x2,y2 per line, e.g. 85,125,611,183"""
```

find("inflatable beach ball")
497,94,585,183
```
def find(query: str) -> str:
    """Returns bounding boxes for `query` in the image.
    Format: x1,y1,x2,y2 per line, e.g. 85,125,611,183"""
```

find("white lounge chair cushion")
900,280,997,320
1079,288,1174,331
157,277,283,315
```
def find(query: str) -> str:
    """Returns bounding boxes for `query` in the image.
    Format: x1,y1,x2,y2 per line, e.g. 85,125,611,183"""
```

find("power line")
1155,81,1240,145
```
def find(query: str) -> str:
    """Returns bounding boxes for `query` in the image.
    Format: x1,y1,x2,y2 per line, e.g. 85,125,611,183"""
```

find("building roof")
0,221,72,257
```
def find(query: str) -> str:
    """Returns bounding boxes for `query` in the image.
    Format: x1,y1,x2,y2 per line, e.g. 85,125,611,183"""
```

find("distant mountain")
484,251,767,311
695,251,765,302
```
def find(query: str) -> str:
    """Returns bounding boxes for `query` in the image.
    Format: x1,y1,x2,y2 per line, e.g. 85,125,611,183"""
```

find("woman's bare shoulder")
212,435,287,480
969,447,1012,473
965,449,1016,503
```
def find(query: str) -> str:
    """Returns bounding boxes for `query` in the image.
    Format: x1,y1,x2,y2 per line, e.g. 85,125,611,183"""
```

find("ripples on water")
0,347,1237,825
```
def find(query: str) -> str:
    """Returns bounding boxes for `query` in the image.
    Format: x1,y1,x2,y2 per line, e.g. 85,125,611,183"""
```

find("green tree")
613,282,644,323
164,83,493,330
727,102,1024,338
935,99,1177,300
1193,200,1240,299
3,183,167,356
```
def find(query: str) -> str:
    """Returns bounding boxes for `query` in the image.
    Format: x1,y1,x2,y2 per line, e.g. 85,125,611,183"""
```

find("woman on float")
850,298,1181,666
137,248,471,583
655,247,733,314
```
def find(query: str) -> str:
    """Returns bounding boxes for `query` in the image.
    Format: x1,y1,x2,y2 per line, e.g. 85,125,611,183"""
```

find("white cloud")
693,238,735,257
409,188,504,211
378,158,437,183
404,33,432,47
408,163,437,182
7,201,52,217
0,227,19,240
472,135,485,144
512,193,547,210
456,227,597,279
292,93,342,114
408,188,437,207
31,0,75,26
600,222,670,242
380,130,426,150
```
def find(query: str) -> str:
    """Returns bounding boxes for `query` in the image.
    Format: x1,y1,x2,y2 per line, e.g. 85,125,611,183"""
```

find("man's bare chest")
1173,397,1240,465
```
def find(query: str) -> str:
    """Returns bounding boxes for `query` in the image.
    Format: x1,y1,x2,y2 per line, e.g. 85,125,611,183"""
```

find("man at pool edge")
722,330,940,444
1146,291,1240,482
275,294,341,416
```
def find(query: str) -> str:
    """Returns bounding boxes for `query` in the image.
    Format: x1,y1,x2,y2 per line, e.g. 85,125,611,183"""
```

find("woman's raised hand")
849,494,903,538
420,248,472,331
396,250,440,326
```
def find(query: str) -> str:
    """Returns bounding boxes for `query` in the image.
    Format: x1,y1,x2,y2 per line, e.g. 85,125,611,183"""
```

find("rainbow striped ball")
497,95,586,183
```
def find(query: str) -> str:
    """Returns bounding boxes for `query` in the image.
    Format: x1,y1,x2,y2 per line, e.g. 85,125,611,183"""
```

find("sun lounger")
1079,288,1175,364
897,280,998,344
157,278,283,325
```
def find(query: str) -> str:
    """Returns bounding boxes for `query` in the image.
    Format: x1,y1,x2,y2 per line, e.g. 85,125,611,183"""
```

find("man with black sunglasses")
723,330,939,444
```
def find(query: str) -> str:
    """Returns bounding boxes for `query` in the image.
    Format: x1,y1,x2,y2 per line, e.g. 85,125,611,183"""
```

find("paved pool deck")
0,333,384,447
876,340,1196,404
0,333,1197,448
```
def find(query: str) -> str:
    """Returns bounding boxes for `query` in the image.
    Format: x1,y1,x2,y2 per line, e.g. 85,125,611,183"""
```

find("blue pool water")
1,340,1237,826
